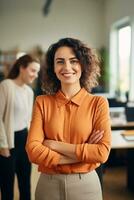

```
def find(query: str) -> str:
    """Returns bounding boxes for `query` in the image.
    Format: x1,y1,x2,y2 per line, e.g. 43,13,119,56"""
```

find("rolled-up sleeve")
26,96,61,168
75,97,111,164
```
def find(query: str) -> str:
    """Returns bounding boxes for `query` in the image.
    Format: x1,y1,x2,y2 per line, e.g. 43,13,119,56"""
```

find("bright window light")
118,25,131,99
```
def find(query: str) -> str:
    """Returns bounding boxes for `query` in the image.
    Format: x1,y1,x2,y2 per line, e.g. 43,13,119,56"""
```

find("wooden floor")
11,165,134,200
103,166,134,200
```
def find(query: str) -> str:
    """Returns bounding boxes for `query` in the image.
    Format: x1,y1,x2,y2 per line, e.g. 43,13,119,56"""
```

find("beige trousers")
35,170,102,200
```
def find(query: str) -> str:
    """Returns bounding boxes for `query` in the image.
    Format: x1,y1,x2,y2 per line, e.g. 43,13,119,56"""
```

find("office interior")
0,0,134,199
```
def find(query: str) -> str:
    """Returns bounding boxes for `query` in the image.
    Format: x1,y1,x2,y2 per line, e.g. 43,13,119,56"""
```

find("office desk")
96,130,134,190
112,130,134,191
111,122,134,130
110,106,134,130
112,130,134,149
109,108,134,190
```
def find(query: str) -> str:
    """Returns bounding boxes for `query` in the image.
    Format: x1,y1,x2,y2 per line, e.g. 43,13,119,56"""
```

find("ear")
20,66,26,73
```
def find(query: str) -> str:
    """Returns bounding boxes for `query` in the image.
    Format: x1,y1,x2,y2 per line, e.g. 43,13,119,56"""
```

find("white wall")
0,0,105,51
105,0,134,46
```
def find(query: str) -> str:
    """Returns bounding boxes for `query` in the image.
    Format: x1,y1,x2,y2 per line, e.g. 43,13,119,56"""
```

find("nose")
64,60,71,69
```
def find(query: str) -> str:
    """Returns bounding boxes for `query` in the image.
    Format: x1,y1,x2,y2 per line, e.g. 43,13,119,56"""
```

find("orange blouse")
26,88,111,174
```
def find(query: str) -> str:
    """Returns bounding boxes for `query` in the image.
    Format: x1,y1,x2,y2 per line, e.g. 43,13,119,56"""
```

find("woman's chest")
44,102,95,143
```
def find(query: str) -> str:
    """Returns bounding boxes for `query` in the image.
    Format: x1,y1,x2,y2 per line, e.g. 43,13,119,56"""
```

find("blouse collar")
55,88,88,107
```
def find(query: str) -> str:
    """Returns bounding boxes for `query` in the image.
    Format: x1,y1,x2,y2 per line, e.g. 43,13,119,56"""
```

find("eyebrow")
55,57,77,61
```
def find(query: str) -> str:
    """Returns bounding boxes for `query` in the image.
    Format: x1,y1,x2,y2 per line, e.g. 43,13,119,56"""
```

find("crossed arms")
43,130,104,165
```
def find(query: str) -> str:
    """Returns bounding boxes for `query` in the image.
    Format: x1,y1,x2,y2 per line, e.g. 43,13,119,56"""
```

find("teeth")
62,73,73,77
62,72,71,74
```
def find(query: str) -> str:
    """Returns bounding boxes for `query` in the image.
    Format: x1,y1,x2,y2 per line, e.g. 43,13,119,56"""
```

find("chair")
125,106,134,122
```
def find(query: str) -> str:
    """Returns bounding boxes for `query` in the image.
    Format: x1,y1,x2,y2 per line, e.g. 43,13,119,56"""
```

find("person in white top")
0,54,40,200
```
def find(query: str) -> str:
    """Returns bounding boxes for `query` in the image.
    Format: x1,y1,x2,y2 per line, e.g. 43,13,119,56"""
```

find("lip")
61,72,75,77
61,72,75,75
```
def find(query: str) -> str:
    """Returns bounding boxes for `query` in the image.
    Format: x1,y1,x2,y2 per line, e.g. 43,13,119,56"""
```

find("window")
118,25,131,100
109,18,132,102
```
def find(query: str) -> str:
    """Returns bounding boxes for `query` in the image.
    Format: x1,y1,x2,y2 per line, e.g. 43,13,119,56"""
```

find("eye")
70,59,79,65
31,69,36,73
56,60,64,64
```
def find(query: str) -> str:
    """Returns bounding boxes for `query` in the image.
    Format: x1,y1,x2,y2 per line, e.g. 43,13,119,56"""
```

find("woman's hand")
43,130,104,161
88,130,104,144
43,129,104,149
0,148,10,157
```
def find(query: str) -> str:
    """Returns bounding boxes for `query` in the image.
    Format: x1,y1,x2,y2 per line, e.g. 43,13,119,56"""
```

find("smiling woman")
26,38,111,200
0,54,40,200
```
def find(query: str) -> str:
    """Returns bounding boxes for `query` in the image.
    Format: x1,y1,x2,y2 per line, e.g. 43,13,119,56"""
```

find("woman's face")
20,62,40,84
54,46,82,86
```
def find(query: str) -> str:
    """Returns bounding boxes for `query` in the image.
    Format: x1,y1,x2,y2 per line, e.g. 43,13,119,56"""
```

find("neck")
61,83,81,99
13,76,25,87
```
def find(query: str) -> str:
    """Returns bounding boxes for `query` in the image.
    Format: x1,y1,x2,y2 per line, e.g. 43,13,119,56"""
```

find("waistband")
15,128,27,134
41,170,96,181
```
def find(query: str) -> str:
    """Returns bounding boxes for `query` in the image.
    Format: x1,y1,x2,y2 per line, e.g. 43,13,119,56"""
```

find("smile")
61,72,75,77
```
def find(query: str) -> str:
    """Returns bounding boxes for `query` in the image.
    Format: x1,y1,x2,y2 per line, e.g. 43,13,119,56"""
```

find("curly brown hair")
42,38,100,94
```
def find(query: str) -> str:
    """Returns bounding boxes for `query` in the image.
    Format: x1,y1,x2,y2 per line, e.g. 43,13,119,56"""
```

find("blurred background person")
0,54,40,200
